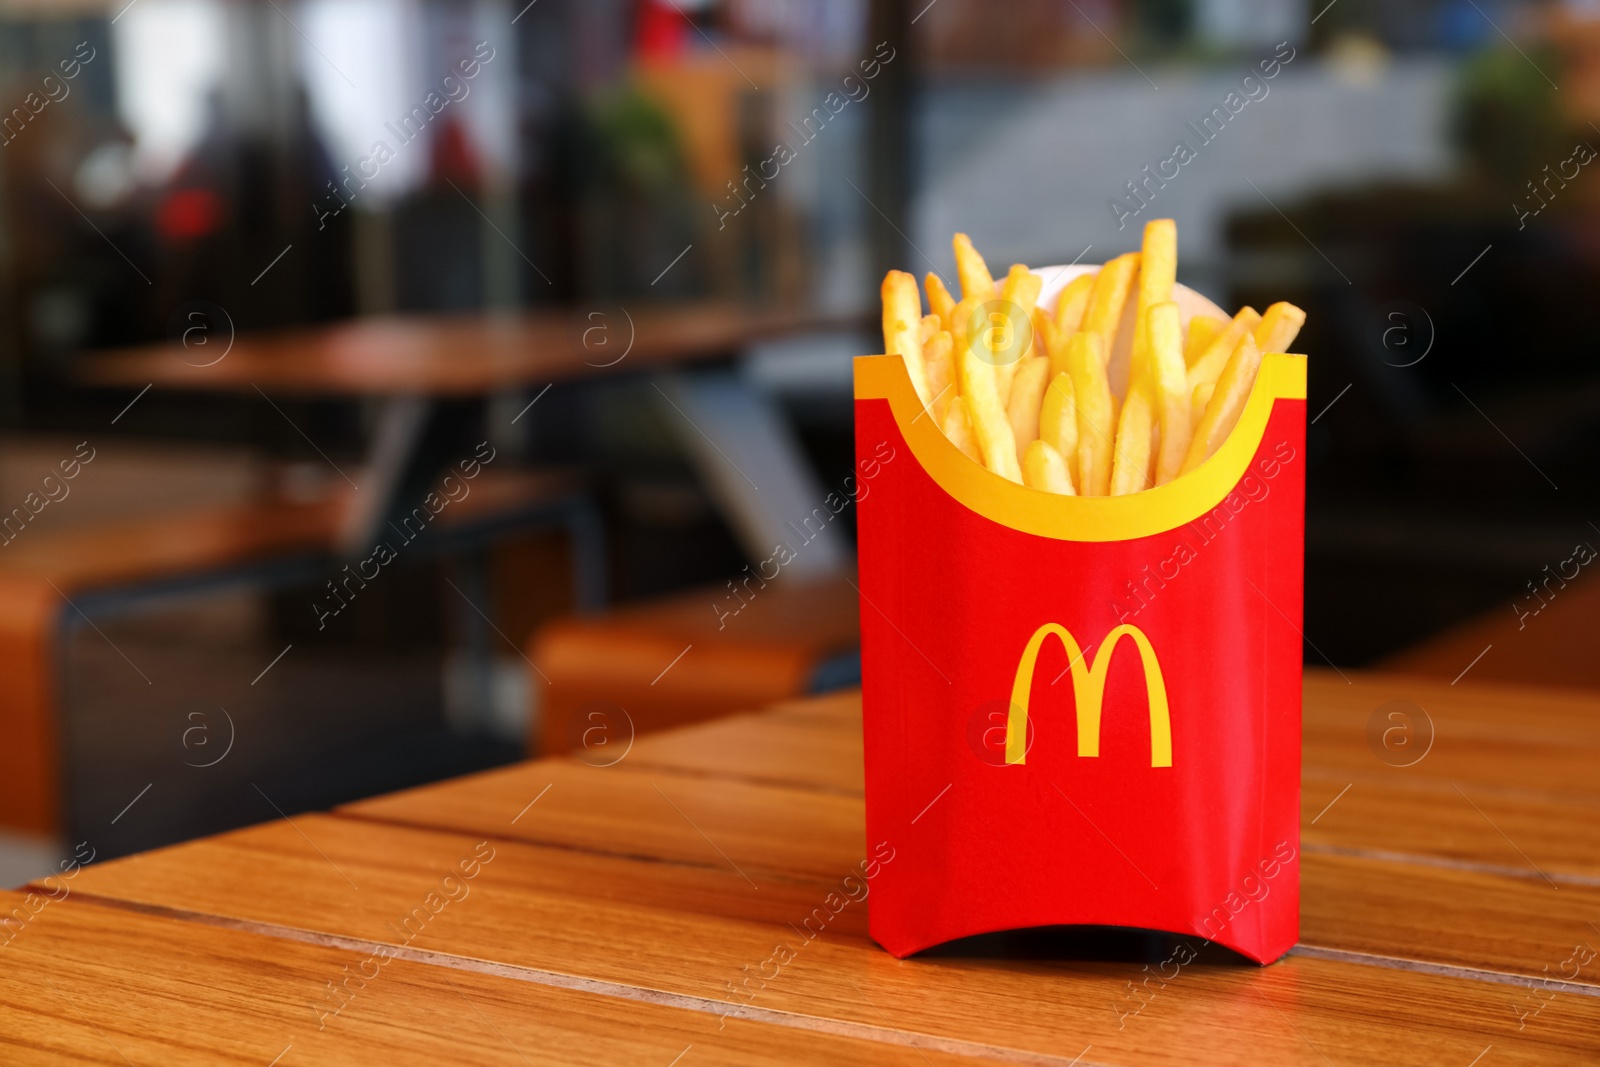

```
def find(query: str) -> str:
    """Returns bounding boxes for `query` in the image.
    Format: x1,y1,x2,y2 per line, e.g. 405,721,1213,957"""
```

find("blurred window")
111,0,226,181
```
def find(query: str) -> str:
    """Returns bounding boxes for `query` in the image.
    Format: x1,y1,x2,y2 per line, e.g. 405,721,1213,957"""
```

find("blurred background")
1,0,1596,879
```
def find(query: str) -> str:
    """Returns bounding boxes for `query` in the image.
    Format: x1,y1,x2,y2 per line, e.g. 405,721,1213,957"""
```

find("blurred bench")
0,467,600,837
1382,573,1600,689
530,572,859,756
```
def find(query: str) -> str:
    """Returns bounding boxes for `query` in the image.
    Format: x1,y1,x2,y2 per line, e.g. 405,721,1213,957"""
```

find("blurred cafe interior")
0,0,1598,922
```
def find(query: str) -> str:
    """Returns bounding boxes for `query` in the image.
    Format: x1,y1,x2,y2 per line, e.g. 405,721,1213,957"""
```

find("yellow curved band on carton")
854,352,1306,541
1005,623,1171,767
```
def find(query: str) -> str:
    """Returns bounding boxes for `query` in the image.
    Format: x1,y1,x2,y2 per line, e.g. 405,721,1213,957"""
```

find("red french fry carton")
853,267,1305,964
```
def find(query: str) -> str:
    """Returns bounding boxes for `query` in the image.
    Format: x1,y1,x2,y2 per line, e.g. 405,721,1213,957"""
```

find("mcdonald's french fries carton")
853,268,1306,964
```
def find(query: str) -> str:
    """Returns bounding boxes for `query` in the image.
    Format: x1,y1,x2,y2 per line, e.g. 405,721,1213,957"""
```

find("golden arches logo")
1004,623,1172,767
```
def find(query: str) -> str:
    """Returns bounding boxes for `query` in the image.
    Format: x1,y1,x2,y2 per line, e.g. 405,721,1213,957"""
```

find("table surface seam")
42,890,1108,1067
1301,841,1600,888
323,807,864,888
592,757,867,797
1289,944,1600,995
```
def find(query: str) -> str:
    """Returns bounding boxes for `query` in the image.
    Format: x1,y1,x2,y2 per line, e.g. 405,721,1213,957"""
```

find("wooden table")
76,302,853,563
76,304,829,398
7,670,1598,1064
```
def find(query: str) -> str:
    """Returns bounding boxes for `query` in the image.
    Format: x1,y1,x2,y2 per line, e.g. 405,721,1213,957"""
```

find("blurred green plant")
567,84,699,298
580,86,690,193
1454,44,1569,190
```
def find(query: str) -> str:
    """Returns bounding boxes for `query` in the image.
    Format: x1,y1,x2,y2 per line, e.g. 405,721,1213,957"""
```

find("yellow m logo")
1004,623,1172,767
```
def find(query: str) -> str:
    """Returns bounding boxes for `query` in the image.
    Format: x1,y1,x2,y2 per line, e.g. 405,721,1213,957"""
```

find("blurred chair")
0,449,601,838
531,571,859,756
1382,573,1600,689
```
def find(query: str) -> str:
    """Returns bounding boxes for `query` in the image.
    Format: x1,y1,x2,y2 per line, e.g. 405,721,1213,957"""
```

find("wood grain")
50,816,1600,1066
616,673,1600,881
1301,671,1600,799
79,304,841,398
343,758,865,882
619,690,865,793
0,891,985,1066
31,673,1600,1064
329,685,1600,988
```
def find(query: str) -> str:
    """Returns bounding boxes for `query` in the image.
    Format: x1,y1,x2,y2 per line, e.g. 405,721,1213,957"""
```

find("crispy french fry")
1063,331,1113,496
1110,382,1155,496
923,331,956,425
1255,301,1306,354
1180,334,1263,475
1022,439,1075,495
949,294,980,372
925,273,956,328
1190,381,1214,427
941,396,981,463
953,300,1022,482
1038,370,1079,487
1184,314,1226,367
1082,252,1140,355
1038,314,1070,382
953,232,996,303
1031,306,1054,365
1053,272,1096,334
1001,264,1043,313
1146,301,1191,486
1006,354,1050,459
1129,219,1177,388
1186,306,1262,392
995,264,1043,406
881,270,933,409
919,313,940,344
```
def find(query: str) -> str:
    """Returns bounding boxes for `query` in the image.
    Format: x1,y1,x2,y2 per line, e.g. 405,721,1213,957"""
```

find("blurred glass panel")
111,0,226,182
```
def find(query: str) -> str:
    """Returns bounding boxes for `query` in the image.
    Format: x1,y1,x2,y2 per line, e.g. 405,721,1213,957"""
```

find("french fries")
1181,334,1263,476
1038,371,1078,485
1255,301,1306,354
1184,314,1225,367
1145,301,1190,486
953,233,996,303
1083,251,1140,355
1022,439,1074,494
995,264,1043,406
881,270,933,410
1129,219,1176,388
1186,306,1262,393
925,273,956,327
952,300,1023,483
880,224,1304,498
941,396,982,463
1190,381,1214,427
1109,383,1155,496
1053,272,1096,334
1006,355,1050,459
1064,331,1114,497
924,331,956,425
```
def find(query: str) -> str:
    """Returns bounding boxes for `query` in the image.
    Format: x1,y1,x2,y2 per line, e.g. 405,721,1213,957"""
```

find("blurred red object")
635,0,688,62
429,118,481,188
156,187,223,243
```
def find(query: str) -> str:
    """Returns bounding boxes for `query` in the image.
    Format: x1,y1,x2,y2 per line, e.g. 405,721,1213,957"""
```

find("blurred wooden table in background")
5,670,1597,1064
77,303,831,397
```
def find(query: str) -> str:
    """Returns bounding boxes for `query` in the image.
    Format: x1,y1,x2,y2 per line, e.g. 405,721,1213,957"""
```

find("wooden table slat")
0,890,995,1066
49,814,1600,1065
14,671,1600,1065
